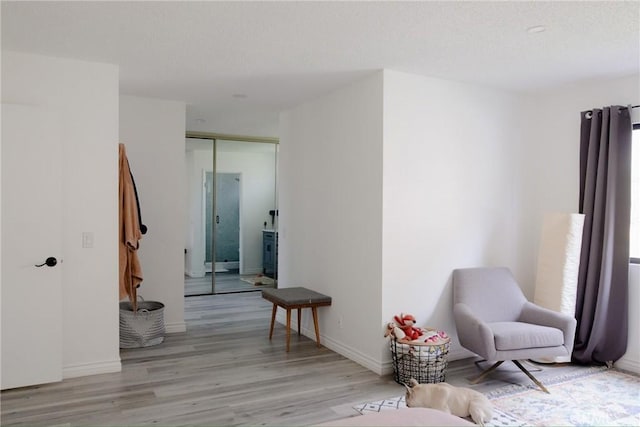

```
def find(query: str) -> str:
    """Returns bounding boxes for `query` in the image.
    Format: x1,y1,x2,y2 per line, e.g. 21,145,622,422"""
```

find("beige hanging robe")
119,143,143,309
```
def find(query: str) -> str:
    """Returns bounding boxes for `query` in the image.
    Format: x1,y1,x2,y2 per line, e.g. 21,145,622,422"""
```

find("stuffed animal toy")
404,378,493,426
384,322,406,341
393,313,423,341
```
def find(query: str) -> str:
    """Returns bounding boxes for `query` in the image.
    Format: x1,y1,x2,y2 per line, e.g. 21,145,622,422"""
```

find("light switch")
82,232,94,248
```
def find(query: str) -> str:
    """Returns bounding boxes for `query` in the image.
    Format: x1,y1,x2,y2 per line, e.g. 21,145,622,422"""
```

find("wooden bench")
261,287,332,352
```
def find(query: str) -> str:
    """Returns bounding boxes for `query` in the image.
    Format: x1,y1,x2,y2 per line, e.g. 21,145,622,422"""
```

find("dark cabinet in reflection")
262,230,278,279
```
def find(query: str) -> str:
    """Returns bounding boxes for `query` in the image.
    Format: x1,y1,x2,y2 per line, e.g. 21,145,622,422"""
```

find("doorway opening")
184,133,278,295
205,172,240,274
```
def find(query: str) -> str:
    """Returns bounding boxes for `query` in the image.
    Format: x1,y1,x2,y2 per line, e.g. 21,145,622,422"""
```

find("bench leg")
297,308,301,335
269,304,277,340
286,308,292,352
312,306,320,347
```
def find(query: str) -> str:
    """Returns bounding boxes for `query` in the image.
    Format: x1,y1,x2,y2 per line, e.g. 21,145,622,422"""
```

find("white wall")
185,147,208,278
185,145,211,277
2,51,121,378
185,143,277,277
381,70,522,365
518,74,640,373
276,69,640,377
120,95,187,333
279,70,523,374
279,72,384,371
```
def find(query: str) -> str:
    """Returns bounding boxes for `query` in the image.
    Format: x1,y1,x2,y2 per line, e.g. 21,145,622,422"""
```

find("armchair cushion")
488,322,564,351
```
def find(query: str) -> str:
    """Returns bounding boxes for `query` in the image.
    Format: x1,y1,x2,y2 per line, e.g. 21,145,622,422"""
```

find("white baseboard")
165,321,187,333
322,331,387,375
274,314,474,376
615,356,640,374
275,313,386,375
63,359,121,379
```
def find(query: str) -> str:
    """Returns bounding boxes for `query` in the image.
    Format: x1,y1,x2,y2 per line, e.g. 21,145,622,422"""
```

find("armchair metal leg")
470,360,504,384
470,359,550,393
513,360,550,393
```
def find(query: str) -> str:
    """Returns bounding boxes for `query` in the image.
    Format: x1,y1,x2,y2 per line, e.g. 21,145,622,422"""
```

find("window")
631,124,640,263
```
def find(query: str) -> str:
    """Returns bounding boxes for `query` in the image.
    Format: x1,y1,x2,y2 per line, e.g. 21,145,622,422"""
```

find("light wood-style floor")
185,272,275,295
1,292,593,426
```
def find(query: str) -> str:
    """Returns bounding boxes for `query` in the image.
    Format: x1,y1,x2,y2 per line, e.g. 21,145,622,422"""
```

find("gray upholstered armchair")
452,267,577,393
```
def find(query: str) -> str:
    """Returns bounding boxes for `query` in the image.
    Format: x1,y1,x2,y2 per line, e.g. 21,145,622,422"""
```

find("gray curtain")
574,106,632,364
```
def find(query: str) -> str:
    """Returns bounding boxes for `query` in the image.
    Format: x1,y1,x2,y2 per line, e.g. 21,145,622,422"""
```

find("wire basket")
390,334,450,385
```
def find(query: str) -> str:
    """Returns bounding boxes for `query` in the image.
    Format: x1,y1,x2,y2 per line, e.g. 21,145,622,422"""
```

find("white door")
1,104,63,389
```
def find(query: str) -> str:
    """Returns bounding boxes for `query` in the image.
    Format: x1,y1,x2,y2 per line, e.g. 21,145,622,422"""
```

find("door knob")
216,215,220,224
35,257,57,268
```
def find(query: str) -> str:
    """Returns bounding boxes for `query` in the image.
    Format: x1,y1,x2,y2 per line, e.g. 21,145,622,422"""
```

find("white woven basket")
119,300,165,348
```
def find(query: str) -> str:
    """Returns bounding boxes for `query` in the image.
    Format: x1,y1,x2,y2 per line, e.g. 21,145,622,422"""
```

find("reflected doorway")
206,172,240,273
184,135,278,295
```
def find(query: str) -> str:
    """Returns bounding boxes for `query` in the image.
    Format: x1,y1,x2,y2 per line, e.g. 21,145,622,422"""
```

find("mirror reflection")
184,138,277,295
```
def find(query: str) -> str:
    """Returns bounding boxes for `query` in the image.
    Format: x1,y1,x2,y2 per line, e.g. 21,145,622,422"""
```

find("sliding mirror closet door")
184,137,277,296
213,140,277,293
184,137,214,295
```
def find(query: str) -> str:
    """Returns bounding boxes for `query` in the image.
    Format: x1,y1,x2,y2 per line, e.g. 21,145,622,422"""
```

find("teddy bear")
393,313,423,341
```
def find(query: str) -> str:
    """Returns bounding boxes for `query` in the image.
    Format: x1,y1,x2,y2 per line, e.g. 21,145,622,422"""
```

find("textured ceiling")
2,1,638,136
